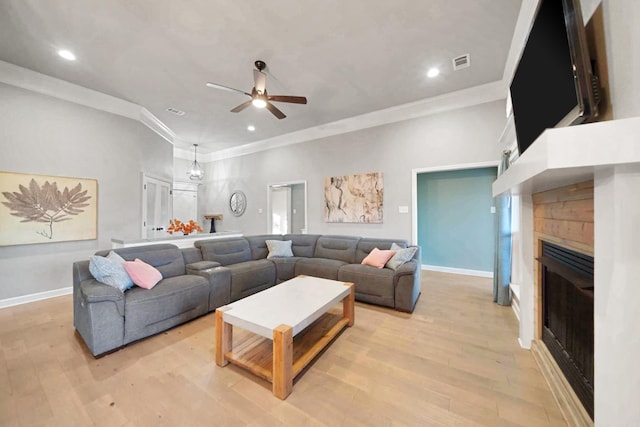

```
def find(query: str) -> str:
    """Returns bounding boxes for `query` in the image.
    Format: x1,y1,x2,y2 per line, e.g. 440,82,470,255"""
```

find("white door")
142,175,172,238
271,187,291,234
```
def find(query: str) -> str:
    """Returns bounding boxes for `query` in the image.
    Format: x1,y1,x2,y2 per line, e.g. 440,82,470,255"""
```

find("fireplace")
538,241,594,419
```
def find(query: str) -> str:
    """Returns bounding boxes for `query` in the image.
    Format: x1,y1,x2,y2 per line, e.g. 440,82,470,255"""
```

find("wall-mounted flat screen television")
510,0,599,156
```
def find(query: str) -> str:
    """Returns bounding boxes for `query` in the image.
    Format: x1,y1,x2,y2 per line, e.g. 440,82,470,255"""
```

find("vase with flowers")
167,219,203,236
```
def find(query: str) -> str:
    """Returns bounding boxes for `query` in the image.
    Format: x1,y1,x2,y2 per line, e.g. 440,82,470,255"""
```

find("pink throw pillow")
361,248,396,269
124,259,162,289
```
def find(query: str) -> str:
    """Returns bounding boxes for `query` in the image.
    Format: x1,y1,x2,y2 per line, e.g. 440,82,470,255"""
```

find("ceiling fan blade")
253,69,266,94
265,101,286,119
268,95,307,104
230,100,253,113
206,82,251,96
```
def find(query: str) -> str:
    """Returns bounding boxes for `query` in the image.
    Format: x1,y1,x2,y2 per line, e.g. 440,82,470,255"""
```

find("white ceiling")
0,0,522,154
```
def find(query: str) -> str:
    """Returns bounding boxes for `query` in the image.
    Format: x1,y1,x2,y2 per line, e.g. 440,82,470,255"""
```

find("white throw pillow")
266,240,294,259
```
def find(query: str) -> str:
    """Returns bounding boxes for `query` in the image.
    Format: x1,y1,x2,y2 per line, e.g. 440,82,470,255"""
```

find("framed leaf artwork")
0,171,98,246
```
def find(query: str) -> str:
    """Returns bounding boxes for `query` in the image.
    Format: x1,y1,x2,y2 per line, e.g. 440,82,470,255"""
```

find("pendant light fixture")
187,144,204,180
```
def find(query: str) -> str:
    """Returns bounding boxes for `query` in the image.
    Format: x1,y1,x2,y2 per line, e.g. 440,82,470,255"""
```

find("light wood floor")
0,271,567,426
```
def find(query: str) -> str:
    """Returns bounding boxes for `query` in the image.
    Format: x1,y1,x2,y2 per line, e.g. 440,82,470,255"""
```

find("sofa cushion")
124,259,163,289
227,260,276,301
313,235,360,263
123,275,209,344
89,252,134,291
97,244,186,279
270,257,303,283
181,247,204,265
246,234,283,260
196,238,252,266
386,244,418,270
361,248,396,269
283,234,320,258
356,238,407,263
295,257,347,280
266,240,294,258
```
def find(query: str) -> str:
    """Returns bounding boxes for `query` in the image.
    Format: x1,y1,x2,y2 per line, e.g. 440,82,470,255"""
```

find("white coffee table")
215,275,355,399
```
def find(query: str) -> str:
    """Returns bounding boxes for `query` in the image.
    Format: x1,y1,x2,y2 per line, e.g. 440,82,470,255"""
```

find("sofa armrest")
186,261,221,272
393,260,421,313
79,279,125,316
394,260,418,277
75,279,126,356
186,266,231,311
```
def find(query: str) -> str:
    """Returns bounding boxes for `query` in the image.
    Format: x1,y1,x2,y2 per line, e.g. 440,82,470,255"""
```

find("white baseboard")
422,264,494,278
518,337,532,349
0,287,72,309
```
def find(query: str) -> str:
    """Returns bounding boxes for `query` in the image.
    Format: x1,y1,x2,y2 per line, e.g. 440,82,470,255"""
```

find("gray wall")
0,83,173,300
199,100,506,240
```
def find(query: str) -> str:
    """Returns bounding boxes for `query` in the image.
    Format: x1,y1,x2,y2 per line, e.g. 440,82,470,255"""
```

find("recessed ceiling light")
58,49,76,61
247,125,256,132
427,68,440,78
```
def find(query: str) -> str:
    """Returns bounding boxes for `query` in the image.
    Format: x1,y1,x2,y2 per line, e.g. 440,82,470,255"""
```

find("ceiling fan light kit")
206,60,307,119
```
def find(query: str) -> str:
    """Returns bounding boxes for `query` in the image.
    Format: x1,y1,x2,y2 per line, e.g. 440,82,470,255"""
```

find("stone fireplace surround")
493,116,640,426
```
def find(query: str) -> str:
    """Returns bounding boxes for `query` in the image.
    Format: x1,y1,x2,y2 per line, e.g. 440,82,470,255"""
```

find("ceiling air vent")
166,107,186,116
452,54,471,71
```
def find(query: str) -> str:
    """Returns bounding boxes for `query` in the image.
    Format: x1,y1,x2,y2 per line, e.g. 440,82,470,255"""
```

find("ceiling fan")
206,60,307,119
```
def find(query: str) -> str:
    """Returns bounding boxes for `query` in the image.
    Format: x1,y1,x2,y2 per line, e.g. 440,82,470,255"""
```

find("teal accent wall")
417,167,497,272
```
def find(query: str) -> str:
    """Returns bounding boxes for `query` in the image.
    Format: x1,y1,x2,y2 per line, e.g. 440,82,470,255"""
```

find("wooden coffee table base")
215,282,354,399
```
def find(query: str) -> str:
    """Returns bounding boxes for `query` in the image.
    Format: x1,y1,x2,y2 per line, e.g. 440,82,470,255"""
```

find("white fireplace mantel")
492,116,640,197
492,116,640,425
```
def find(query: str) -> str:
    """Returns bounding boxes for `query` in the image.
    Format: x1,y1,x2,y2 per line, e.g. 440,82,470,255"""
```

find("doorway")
267,181,307,234
141,174,172,238
412,162,498,277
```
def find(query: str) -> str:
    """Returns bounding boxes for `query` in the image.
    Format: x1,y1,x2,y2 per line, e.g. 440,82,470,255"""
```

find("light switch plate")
490,206,496,213
398,206,409,214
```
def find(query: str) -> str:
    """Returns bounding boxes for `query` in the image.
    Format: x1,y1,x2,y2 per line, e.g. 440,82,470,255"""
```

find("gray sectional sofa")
73,234,421,356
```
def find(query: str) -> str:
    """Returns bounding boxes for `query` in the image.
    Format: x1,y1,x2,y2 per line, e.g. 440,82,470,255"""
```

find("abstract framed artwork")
0,171,98,246
324,172,383,223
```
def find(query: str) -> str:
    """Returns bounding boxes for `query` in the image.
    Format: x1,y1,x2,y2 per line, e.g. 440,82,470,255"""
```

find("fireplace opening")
538,241,594,419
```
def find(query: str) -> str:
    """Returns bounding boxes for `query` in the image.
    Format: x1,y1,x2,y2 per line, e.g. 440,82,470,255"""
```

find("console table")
111,231,241,249
204,214,223,233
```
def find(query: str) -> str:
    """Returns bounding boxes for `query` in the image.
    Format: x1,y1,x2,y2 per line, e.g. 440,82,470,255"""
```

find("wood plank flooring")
0,271,567,426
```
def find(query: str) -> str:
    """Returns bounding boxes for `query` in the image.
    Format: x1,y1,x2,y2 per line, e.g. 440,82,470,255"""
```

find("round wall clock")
229,190,247,217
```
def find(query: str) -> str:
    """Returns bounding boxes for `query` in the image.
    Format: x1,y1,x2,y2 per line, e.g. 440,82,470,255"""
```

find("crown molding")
0,60,140,119
207,80,507,162
0,60,180,146
140,108,175,144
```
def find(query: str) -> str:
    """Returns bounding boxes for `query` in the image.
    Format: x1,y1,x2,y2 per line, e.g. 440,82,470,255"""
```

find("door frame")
411,161,498,245
266,180,307,234
141,173,173,238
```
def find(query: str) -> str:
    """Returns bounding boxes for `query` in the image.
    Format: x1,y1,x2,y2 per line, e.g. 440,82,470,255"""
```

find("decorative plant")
167,219,203,235
1,179,90,239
